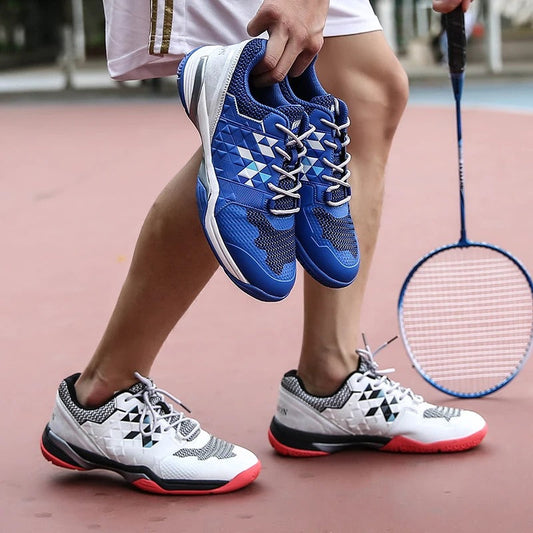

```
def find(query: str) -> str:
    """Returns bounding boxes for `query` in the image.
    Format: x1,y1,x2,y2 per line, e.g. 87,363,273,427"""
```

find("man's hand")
247,0,330,86
433,0,472,14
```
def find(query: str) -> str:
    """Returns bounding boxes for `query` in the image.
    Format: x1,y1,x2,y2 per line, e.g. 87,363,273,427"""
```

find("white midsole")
181,46,250,284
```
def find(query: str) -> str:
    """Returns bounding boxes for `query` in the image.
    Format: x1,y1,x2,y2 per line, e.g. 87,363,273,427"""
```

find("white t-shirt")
103,0,382,81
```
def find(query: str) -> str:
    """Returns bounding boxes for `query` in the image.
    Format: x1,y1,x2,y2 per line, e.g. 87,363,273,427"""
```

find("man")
41,0,484,495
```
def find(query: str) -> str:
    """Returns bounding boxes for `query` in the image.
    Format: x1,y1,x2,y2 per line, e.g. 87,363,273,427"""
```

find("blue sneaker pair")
177,39,359,302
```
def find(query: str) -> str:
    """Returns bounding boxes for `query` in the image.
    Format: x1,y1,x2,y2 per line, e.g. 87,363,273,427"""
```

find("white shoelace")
269,123,316,215
128,372,200,440
355,334,423,403
320,99,352,207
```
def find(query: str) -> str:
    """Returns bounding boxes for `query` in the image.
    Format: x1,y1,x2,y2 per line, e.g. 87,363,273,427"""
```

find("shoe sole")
268,418,488,456
41,425,261,495
177,45,287,302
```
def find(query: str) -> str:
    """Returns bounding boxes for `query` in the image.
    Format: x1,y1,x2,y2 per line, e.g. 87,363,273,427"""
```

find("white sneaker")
269,339,487,455
42,373,260,494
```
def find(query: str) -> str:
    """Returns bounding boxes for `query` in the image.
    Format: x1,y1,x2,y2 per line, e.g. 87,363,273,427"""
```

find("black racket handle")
445,6,466,74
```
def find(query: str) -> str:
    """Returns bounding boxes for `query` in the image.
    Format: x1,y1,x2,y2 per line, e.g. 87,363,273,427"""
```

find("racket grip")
445,6,466,74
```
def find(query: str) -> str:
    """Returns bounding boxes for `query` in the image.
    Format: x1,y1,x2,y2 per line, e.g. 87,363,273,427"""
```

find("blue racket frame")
398,241,533,398
397,7,533,397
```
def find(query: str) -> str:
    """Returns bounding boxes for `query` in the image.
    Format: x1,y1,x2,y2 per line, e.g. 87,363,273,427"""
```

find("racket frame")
398,240,533,398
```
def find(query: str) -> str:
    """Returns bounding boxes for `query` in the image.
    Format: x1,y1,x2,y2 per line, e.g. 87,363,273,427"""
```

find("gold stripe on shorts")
149,0,173,55
149,0,158,54
161,0,174,54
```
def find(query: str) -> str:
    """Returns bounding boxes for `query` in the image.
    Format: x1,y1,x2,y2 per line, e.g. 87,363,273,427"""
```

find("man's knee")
143,198,173,242
386,65,409,118
382,64,409,115
318,34,409,129
341,61,408,125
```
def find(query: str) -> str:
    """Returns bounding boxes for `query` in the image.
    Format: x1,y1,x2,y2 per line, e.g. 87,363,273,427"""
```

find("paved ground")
1,70,533,532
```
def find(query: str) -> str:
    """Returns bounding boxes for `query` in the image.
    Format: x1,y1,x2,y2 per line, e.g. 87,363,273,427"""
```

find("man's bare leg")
74,32,408,405
297,31,409,395
75,149,219,406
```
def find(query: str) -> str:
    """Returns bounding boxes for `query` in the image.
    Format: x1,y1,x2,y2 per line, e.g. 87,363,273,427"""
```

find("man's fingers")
252,31,288,77
433,0,471,13
288,38,322,77
251,29,322,86
246,7,271,37
247,0,327,86
252,39,304,87
246,4,279,37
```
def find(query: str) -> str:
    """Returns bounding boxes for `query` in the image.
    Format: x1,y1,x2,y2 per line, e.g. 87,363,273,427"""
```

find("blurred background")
1,0,533,94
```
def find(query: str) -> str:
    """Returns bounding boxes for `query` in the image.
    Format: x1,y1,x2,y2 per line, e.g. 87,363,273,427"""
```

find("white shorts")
104,1,382,81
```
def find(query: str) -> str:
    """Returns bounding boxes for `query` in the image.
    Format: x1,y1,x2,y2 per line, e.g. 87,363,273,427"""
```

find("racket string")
400,246,533,396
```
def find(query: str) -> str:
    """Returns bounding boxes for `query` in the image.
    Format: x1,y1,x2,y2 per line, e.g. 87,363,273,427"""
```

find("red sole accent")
40,439,87,471
268,429,329,458
131,461,261,495
41,434,260,495
381,424,488,453
268,425,488,456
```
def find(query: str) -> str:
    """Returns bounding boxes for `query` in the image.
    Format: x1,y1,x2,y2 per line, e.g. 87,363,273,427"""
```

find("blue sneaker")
280,62,359,288
177,39,313,301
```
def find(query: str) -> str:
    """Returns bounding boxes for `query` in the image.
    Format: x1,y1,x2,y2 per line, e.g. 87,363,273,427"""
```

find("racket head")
398,241,533,398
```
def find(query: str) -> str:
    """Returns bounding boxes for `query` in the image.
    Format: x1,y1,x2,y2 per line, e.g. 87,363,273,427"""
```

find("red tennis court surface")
1,97,532,532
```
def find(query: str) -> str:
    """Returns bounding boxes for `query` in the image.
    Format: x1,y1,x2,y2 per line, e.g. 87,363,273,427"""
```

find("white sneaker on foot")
269,339,487,455
42,373,260,494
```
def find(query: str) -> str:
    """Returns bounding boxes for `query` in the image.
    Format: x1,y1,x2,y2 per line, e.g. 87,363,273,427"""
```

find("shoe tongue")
310,94,350,204
272,105,306,212
130,380,166,409
310,94,349,125
128,381,146,395
357,353,377,376
130,379,200,441
310,93,336,113
276,103,307,169
278,104,305,133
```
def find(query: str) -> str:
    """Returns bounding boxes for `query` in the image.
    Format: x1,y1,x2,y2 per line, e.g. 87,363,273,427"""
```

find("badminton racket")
398,6,533,398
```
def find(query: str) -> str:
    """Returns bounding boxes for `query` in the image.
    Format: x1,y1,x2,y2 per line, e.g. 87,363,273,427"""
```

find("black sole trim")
42,425,228,491
269,417,391,453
